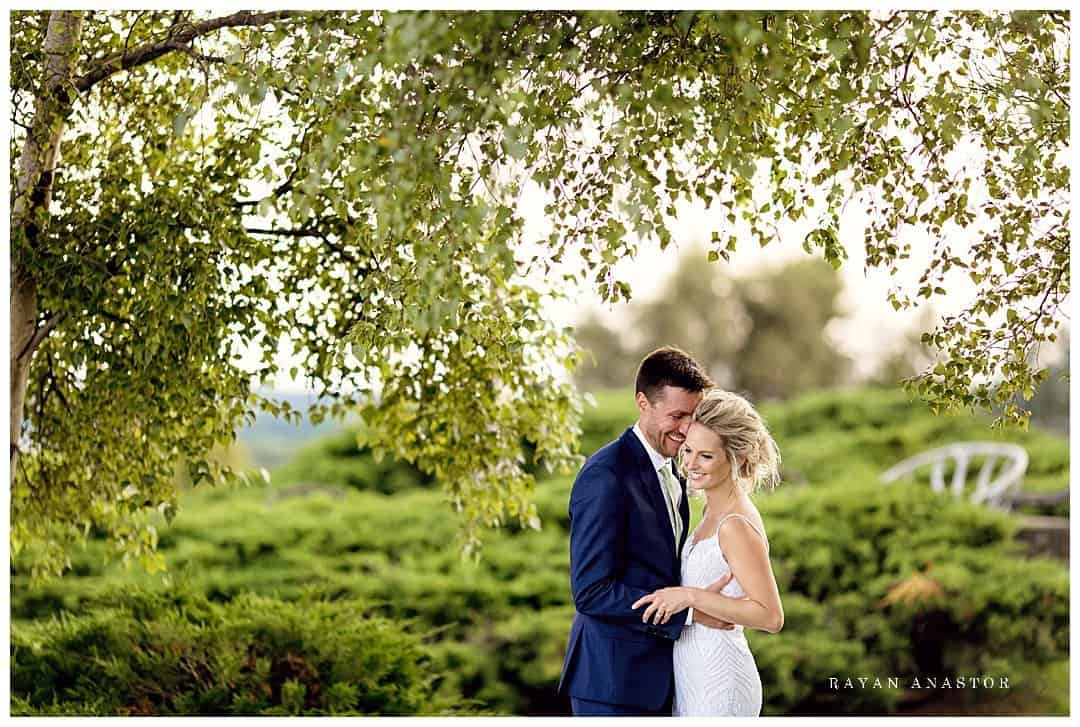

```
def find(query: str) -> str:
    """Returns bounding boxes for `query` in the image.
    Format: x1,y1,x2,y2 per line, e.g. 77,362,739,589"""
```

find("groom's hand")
694,611,737,630
696,573,737,630
705,573,734,593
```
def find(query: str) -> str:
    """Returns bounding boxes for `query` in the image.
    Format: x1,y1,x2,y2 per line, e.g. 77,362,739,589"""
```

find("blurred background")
11,241,1069,716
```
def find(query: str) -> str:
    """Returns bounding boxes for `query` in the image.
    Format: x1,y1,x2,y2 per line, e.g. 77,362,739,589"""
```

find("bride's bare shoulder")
716,502,768,546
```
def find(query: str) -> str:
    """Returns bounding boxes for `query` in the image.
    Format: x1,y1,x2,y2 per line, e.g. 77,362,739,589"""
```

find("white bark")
10,11,83,476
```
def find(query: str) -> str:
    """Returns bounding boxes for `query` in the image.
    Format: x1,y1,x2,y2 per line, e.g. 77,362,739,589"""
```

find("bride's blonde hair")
689,389,782,494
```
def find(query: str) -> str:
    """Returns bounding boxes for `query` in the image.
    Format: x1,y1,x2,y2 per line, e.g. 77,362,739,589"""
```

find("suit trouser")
570,679,675,716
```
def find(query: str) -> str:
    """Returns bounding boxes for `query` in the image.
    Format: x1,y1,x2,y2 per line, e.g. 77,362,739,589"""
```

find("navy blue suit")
558,427,691,714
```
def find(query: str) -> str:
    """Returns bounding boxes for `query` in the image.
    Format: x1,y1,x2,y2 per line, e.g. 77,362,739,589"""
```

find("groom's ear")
635,391,649,415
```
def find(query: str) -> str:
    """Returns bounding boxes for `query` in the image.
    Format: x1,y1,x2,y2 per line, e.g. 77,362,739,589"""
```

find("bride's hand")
632,587,695,625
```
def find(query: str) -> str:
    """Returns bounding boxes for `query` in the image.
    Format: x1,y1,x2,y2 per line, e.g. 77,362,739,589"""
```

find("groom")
558,347,734,716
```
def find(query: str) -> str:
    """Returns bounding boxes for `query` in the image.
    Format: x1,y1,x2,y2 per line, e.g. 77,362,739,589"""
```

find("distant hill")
235,388,359,468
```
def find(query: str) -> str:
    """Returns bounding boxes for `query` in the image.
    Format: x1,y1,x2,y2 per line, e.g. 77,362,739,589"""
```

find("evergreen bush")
11,587,462,716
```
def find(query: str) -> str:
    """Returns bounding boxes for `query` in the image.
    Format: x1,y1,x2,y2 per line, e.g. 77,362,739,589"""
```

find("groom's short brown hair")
635,346,713,403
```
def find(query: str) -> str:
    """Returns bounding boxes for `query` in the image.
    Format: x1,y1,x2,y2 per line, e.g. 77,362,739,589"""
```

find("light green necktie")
658,461,683,547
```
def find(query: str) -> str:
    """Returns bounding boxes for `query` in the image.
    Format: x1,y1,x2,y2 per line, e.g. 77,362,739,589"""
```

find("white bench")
880,442,1029,511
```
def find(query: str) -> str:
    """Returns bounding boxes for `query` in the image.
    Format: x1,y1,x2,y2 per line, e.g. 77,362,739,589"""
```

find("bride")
632,388,784,716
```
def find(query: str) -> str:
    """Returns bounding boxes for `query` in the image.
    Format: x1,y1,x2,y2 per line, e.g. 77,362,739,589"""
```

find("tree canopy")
10,10,1069,577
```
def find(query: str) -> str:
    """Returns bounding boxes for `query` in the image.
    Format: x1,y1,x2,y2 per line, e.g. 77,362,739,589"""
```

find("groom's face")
636,386,702,459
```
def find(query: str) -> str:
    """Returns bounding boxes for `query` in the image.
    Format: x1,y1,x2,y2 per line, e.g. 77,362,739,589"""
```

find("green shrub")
577,389,637,456
270,428,434,495
751,479,1068,714
11,586,464,716
760,386,1069,515
20,472,1068,715
750,593,898,714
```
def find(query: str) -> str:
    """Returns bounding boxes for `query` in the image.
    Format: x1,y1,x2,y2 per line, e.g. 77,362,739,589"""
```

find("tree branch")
45,347,71,414
166,40,227,66
245,226,322,238
121,11,146,60
17,311,65,363
75,10,310,93
245,223,363,266
234,116,321,209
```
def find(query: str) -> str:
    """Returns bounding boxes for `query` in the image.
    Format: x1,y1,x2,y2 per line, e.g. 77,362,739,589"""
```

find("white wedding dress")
673,513,766,716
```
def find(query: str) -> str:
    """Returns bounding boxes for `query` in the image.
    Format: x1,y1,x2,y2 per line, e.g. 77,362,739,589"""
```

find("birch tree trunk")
10,11,83,477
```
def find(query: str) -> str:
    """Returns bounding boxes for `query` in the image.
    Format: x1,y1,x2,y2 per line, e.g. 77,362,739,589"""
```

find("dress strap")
716,513,769,552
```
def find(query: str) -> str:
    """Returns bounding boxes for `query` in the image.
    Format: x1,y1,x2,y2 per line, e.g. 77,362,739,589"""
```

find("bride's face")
680,422,732,491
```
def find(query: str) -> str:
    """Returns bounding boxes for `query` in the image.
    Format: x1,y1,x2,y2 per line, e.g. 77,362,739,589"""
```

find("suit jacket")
557,426,691,710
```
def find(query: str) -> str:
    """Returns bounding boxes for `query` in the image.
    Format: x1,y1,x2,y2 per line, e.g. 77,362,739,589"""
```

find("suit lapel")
622,428,678,563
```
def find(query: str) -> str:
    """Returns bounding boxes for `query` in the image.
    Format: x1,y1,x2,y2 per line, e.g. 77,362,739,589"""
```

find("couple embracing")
558,347,784,716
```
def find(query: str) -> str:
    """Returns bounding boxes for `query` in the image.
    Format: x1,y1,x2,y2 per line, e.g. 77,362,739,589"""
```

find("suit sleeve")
568,463,688,640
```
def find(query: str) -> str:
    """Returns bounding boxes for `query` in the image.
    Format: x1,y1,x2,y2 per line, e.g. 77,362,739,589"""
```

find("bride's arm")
691,519,783,633
634,519,783,633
